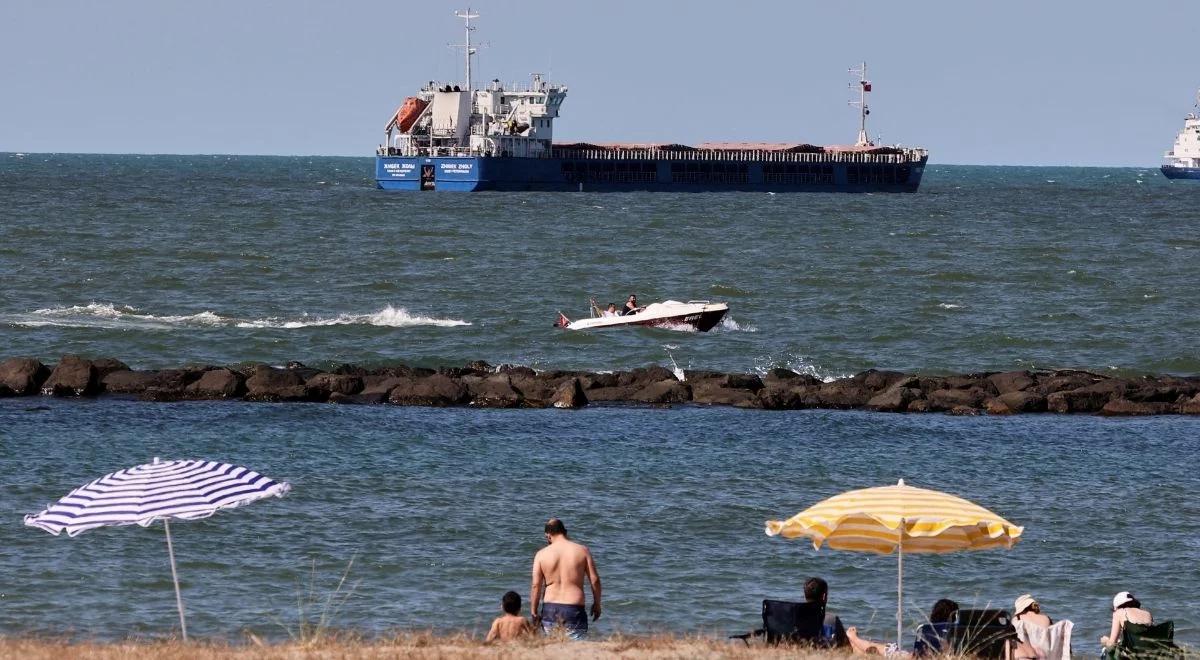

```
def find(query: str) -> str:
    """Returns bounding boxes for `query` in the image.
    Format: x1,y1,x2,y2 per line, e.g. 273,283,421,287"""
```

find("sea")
0,153,1197,649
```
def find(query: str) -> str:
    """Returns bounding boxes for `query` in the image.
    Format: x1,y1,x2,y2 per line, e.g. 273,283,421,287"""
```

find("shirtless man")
530,518,602,640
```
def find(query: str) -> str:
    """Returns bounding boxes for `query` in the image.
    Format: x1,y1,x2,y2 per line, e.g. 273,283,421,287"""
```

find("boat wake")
715,316,757,332
5,303,471,330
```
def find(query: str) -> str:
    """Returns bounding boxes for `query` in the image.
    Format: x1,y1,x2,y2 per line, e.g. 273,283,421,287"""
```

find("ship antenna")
449,8,487,90
849,62,872,146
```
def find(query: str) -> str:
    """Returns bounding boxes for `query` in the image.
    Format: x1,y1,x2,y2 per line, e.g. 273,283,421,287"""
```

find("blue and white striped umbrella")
25,458,291,640
25,458,290,537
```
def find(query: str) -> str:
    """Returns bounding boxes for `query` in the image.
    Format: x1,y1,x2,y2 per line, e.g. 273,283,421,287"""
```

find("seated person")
804,577,849,648
1100,591,1152,649
847,599,959,658
485,591,534,642
1012,594,1072,660
602,303,619,317
623,294,641,315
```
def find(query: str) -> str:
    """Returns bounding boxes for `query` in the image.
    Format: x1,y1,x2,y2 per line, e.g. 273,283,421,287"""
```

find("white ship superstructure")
1161,89,1200,179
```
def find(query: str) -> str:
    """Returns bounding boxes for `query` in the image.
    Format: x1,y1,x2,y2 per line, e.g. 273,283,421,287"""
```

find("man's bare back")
534,538,593,606
530,518,601,638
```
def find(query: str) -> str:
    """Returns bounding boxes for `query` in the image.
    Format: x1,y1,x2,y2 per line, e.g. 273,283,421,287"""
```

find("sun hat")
1013,594,1038,616
1113,591,1135,610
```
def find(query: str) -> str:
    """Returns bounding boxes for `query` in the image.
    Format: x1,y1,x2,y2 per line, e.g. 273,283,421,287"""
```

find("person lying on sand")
485,591,534,642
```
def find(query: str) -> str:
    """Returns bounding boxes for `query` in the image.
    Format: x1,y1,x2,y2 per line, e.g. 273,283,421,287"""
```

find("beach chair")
730,599,826,646
1103,621,1182,660
945,609,1018,659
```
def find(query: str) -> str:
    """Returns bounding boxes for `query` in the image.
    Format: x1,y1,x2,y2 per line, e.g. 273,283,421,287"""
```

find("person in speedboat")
603,303,619,317
623,294,642,316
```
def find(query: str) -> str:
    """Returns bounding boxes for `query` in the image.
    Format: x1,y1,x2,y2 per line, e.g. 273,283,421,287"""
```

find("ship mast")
450,8,481,90
849,62,872,146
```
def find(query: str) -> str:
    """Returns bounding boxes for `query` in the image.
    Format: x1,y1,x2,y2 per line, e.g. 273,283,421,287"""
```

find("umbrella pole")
163,519,188,642
896,522,903,646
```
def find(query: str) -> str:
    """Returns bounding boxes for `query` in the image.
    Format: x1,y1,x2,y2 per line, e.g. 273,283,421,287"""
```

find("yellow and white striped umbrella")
765,479,1023,553
764,479,1023,645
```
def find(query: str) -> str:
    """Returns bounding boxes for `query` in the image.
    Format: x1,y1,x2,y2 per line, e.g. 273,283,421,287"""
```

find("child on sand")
486,591,534,642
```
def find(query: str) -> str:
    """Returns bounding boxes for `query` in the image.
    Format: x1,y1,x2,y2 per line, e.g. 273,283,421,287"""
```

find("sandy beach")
0,635,842,660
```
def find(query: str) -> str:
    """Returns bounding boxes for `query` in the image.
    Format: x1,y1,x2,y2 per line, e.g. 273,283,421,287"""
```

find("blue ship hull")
1161,165,1200,180
376,156,925,192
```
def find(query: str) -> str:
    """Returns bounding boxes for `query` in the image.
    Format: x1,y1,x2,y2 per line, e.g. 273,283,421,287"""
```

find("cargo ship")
375,10,927,193
1161,88,1200,180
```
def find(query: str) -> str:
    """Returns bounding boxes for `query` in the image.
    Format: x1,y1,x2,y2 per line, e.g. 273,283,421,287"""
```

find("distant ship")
1161,88,1200,180
375,10,927,193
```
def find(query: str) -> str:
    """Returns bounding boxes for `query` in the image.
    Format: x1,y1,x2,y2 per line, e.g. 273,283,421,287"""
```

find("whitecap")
938,303,962,309
717,316,757,332
236,305,470,329
13,303,228,329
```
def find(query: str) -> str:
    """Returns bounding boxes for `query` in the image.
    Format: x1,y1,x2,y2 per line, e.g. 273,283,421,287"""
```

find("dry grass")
0,633,846,659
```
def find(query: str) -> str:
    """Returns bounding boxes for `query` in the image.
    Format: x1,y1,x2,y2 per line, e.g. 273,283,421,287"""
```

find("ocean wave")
235,305,470,329
5,303,470,330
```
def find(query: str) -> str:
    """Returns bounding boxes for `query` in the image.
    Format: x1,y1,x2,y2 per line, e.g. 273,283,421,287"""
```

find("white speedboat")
556,300,729,332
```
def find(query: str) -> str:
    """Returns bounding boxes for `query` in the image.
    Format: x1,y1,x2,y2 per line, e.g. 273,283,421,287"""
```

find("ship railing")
547,147,927,163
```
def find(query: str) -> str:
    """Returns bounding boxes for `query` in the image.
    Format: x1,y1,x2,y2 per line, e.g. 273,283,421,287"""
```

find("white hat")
1113,591,1135,610
1013,594,1037,616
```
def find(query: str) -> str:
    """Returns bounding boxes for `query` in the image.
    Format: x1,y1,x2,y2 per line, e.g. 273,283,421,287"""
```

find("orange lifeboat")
390,97,428,133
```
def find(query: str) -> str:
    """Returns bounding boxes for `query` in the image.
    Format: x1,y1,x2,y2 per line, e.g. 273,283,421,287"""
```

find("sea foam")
7,303,469,330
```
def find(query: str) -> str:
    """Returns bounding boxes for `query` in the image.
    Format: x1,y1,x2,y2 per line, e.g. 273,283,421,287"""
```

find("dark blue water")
1,155,1198,648
1,400,1198,647
1,155,1197,377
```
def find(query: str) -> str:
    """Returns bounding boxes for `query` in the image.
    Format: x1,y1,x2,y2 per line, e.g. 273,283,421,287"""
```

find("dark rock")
585,385,638,402
510,374,554,406
245,366,310,402
1046,383,1119,413
983,398,1014,415
285,361,307,370
101,370,157,394
0,358,50,396
1182,394,1200,415
41,355,99,396
757,385,809,410
691,381,761,407
551,378,588,409
816,378,872,409
1036,370,1107,396
190,369,246,399
1099,399,1176,417
498,364,537,378
997,391,1047,413
331,391,389,405
467,374,523,408
147,368,207,392
579,372,619,390
361,376,405,397
944,374,998,396
630,379,691,405
140,387,185,402
947,405,981,416
388,374,470,406
927,388,987,411
762,368,822,388
465,360,493,373
91,357,130,381
867,387,922,413
305,373,363,398
988,371,1036,395
907,399,932,413
853,369,908,392
330,363,368,377
618,365,677,388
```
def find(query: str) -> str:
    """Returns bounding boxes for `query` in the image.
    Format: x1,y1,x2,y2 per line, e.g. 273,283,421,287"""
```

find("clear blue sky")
3,1,1197,166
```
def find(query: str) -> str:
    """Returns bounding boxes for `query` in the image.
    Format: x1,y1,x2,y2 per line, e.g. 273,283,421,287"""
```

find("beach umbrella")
24,458,290,641
765,479,1022,645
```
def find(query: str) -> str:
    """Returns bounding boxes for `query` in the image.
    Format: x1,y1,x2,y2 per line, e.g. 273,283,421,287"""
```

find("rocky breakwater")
4,355,1200,416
